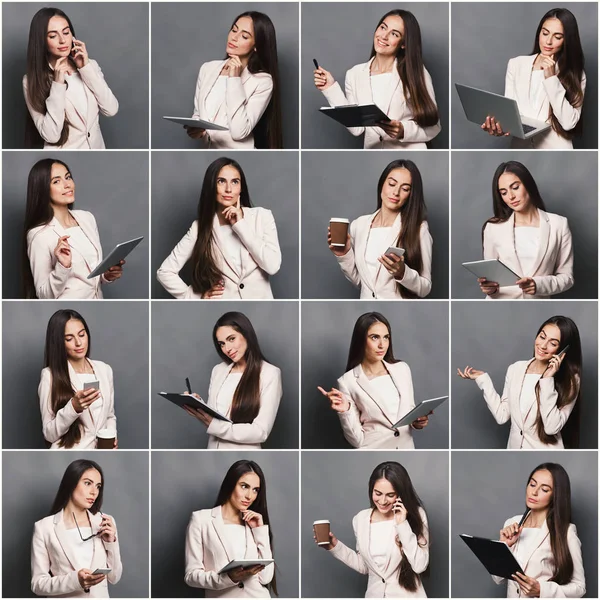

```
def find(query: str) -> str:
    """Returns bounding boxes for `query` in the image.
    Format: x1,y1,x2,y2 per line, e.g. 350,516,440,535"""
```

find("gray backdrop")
151,151,298,299
451,2,598,149
452,451,598,598
301,3,449,149
151,451,299,598
2,451,149,598
301,451,449,598
452,301,598,449
151,2,299,149
2,3,149,149
451,151,598,299
2,302,149,449
151,302,299,449
301,151,449,299
2,151,149,299
301,302,449,449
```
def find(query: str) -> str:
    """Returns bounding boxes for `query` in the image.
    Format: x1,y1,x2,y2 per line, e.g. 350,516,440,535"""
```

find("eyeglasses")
73,511,103,542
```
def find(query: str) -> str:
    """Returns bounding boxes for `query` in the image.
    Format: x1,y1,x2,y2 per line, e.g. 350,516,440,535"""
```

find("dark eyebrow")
47,27,70,34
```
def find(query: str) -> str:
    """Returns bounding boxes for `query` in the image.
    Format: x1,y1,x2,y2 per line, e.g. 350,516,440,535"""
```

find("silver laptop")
455,83,550,139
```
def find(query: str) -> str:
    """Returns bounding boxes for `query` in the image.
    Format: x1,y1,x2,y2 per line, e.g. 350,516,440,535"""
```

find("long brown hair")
44,309,91,448
25,7,76,148
212,312,268,424
190,157,253,296
531,8,585,139
377,159,427,299
369,10,438,127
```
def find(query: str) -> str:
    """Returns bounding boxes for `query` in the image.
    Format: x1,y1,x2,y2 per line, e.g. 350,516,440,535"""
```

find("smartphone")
312,58,319,69
384,246,405,259
557,345,570,358
84,381,100,391
92,568,111,575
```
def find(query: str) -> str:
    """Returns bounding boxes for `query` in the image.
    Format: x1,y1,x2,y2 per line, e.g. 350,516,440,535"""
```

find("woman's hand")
71,38,89,69
184,126,207,139
538,55,557,79
457,366,485,380
327,226,350,257
77,569,106,590
202,281,225,299
480,115,510,137
99,514,116,543
314,67,335,91
182,403,214,428
54,235,72,268
377,119,404,140
242,509,264,529
516,277,536,295
225,55,244,78
542,351,565,379
393,499,407,524
512,572,541,597
228,565,265,583
103,260,125,282
500,522,523,548
313,530,338,551
378,253,405,279
72,388,101,413
411,411,432,430
53,57,73,83
222,205,244,225
478,277,499,296
317,386,350,413
113,438,119,450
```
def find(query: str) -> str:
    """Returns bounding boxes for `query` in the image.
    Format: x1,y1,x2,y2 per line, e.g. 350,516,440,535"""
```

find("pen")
313,58,319,69
517,508,530,528
185,378,192,394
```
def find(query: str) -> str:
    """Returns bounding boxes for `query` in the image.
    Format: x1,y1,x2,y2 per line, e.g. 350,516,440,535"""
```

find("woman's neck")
231,358,247,373
513,205,539,227
361,358,387,378
374,206,399,228
216,205,230,226
371,508,394,522
525,508,548,528
372,54,395,74
221,501,243,524
64,502,89,526
52,205,74,229
527,358,549,374
68,357,89,373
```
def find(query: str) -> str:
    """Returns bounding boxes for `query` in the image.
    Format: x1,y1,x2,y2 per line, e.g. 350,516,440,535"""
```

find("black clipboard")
319,104,390,127
158,392,232,422
460,534,524,579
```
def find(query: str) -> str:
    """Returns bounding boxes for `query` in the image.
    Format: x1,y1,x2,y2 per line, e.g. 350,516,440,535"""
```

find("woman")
457,315,581,449
328,160,432,299
183,312,282,449
185,11,282,149
22,158,125,299
157,157,282,300
478,161,573,299
31,459,122,597
492,463,585,597
315,461,429,598
318,312,430,450
23,7,118,149
39,309,118,449
185,460,276,597
314,10,441,149
481,8,585,149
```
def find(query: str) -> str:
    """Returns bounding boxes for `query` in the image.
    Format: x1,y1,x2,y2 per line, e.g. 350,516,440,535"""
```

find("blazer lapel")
355,510,391,580
515,358,537,428
354,364,396,425
498,213,524,276
382,60,402,118
211,506,236,562
89,511,104,570
515,54,536,116
209,363,235,412
89,360,110,429
355,212,377,292
212,215,242,278
521,520,550,572
356,60,374,105
68,361,96,432
73,211,102,263
528,210,550,277
385,361,410,420
202,60,228,119
53,510,83,571
372,213,402,289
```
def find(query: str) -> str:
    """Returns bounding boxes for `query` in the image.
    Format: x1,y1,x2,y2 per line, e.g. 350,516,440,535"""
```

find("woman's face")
226,16,256,59
229,471,261,512
364,321,390,363
526,469,554,511
373,15,405,57
71,468,102,511
372,477,398,515
49,163,75,208
46,15,73,60
498,172,531,213
538,18,565,58
380,167,412,212
215,165,242,210
64,318,88,361
534,323,562,362
216,325,248,364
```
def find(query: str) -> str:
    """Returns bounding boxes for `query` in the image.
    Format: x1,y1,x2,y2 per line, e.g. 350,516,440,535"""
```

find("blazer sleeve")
28,231,71,299
206,365,282,444
105,364,117,433
23,75,67,144
533,218,574,296
335,220,361,289
475,368,512,425
537,375,579,436
184,513,237,590
31,521,82,596
329,515,369,574
156,222,197,299
395,508,429,574
78,60,118,117
336,377,365,448
231,210,282,275
397,221,432,297
225,74,273,141
542,71,586,132
504,59,517,100
252,525,275,585
400,68,441,143
192,63,206,120
39,369,80,444
103,516,123,584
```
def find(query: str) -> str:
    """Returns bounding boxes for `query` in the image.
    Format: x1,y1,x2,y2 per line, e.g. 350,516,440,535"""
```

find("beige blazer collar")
511,358,538,428
209,362,236,415
210,505,252,562
518,519,550,572
212,214,251,279
50,212,101,273
355,509,401,578
356,58,402,116
53,509,104,571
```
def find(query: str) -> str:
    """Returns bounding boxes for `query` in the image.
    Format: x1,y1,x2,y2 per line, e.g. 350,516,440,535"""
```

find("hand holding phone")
92,568,111,576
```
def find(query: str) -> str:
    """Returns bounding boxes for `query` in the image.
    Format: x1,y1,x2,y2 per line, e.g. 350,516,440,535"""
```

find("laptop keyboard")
522,124,536,134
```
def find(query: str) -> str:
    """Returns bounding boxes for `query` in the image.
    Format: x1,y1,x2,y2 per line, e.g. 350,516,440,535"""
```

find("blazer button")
87,132,90,138
238,582,244,589
239,283,245,289
372,292,375,298
381,578,385,583
379,136,383,142
520,430,523,436
394,430,400,437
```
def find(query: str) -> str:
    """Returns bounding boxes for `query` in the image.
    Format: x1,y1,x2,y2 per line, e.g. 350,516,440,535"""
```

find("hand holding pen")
313,58,335,91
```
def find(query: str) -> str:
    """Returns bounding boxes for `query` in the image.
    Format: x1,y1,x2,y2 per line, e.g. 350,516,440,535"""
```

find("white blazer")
330,507,429,598
475,359,579,449
336,211,432,299
185,506,274,598
27,210,107,299
157,207,282,300
322,57,441,149
492,515,585,598
205,361,282,449
337,361,415,449
193,60,274,149
483,210,574,299
39,359,117,450
505,54,586,149
23,60,118,149
31,509,123,598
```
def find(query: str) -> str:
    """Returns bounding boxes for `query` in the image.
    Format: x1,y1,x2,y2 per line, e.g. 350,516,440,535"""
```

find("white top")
216,372,243,417
224,523,247,559
218,224,243,275
205,75,228,122
514,227,540,275
369,374,401,420
529,70,546,113
365,227,393,279
369,519,395,569
65,527,94,569
64,71,89,118
66,225,100,272
520,373,542,415
513,525,545,565
370,72,394,112
75,372,104,428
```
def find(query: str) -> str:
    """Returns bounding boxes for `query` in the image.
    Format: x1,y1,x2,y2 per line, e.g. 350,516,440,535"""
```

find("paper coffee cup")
96,428,116,450
329,218,349,247
313,520,331,545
